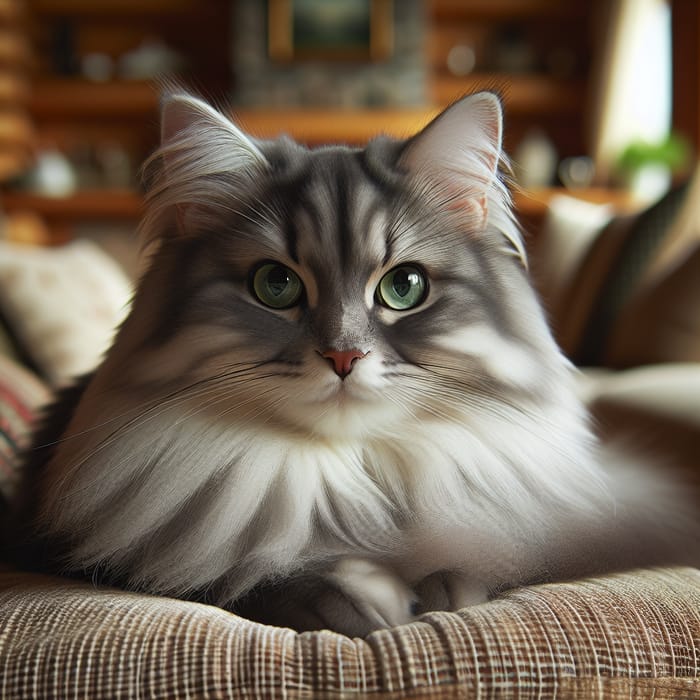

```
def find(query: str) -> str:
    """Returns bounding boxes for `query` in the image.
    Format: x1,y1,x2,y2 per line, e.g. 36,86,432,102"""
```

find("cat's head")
121,92,564,440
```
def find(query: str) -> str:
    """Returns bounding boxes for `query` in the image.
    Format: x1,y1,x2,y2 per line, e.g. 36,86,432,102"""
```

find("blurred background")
4,5,700,676
0,0,699,443
0,0,696,259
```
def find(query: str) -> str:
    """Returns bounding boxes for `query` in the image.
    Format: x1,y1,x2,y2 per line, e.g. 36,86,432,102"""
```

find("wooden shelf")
235,107,441,146
26,84,436,144
0,187,636,247
30,79,158,121
1,187,635,221
430,0,589,21
0,188,142,244
25,1,598,176
1,188,143,220
235,77,586,149
429,74,585,115
28,0,205,17
515,186,636,217
27,77,585,138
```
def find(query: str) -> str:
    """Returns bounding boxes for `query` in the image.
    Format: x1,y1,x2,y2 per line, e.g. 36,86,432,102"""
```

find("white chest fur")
39,381,604,603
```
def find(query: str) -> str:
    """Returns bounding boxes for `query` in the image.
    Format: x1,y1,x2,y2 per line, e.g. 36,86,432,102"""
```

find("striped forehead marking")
277,159,393,307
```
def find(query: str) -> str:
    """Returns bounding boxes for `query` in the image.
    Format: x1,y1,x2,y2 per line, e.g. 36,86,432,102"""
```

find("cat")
7,91,699,637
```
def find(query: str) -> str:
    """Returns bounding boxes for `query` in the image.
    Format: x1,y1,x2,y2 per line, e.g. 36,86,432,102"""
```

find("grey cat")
9,92,699,636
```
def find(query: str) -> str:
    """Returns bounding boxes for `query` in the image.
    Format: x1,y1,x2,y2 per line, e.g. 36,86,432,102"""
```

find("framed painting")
268,0,393,62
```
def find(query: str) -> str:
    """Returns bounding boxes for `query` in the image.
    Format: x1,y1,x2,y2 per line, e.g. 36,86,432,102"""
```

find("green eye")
252,263,304,309
376,265,427,310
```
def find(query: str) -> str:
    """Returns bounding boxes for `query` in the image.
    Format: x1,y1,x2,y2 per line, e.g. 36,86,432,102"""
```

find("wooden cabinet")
23,0,230,182
671,0,700,155
3,0,639,242
426,0,599,157
22,0,602,154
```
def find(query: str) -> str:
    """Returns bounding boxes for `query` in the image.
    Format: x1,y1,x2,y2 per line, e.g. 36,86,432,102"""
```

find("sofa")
0,178,699,697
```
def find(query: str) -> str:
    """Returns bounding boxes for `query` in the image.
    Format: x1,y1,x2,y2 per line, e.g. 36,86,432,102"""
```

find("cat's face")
123,93,559,441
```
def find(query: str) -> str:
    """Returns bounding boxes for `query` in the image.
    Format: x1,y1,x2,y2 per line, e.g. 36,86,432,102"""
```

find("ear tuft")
161,92,198,145
158,91,267,174
138,91,270,244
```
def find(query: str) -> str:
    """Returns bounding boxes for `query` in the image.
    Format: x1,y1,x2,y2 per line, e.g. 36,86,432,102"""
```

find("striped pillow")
0,355,50,507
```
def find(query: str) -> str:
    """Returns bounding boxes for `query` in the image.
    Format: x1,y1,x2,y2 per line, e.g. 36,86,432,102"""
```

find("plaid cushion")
0,355,49,507
0,566,698,697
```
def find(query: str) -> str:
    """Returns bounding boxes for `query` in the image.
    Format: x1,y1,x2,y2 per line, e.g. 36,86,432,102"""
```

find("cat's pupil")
252,263,303,308
268,266,290,297
393,270,415,298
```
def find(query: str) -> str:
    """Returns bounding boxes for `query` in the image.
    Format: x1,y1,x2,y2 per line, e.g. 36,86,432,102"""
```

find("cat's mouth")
319,376,368,403
299,379,391,439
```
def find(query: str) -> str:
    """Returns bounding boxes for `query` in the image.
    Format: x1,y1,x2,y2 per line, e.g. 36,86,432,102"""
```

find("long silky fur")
9,91,699,622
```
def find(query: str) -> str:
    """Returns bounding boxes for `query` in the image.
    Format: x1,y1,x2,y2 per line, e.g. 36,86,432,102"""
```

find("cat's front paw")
415,571,490,613
241,558,417,636
320,557,418,635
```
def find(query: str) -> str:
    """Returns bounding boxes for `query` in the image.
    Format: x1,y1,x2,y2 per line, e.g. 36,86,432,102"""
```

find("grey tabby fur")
10,92,699,636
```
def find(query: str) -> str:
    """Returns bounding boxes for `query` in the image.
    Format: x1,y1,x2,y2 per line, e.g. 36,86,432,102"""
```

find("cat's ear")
159,91,267,173
399,92,503,225
151,92,269,236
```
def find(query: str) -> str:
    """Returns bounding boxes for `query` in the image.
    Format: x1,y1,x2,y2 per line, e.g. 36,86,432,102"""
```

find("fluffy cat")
8,91,699,636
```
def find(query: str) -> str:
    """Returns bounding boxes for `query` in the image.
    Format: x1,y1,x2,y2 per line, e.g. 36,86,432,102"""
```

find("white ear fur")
146,93,268,237
400,92,503,222
159,92,267,180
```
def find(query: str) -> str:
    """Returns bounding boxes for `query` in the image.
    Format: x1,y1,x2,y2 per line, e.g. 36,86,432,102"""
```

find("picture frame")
268,0,393,62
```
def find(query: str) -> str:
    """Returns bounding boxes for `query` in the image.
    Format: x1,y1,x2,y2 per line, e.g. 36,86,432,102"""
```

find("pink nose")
321,349,367,379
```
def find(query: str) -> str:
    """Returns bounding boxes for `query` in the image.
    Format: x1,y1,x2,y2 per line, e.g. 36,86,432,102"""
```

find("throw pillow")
0,240,133,387
0,355,50,506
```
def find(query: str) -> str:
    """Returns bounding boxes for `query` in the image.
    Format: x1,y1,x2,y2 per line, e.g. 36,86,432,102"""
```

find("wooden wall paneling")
671,0,700,154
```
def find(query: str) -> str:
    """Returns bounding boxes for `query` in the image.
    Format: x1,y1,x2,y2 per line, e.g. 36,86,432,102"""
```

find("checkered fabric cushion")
1,566,699,698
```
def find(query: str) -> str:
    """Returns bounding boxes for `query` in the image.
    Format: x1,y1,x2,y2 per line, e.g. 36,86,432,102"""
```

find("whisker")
36,360,278,451
56,374,291,496
47,359,293,484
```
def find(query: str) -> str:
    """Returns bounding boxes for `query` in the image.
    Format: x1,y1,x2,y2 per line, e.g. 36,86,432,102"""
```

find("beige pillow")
0,240,132,387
